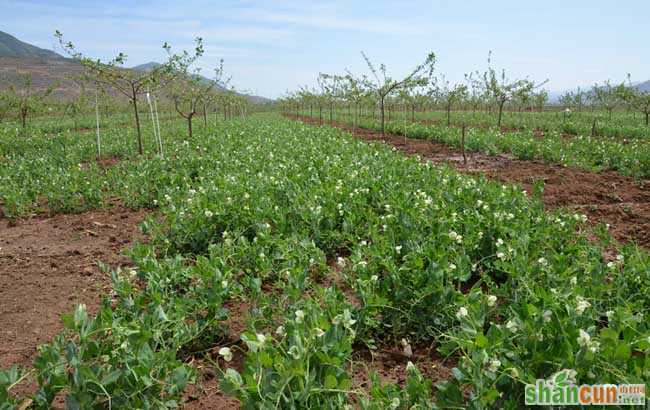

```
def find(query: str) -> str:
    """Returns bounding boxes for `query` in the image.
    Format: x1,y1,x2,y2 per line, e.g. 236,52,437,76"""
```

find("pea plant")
1,109,649,409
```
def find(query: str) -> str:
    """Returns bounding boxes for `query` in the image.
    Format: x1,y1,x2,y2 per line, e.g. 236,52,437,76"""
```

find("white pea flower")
537,257,548,267
542,310,552,323
314,328,325,337
589,341,600,353
449,263,457,271
505,319,519,333
488,358,501,372
204,210,214,218
575,296,591,316
487,295,497,307
395,245,402,254
449,231,463,244
605,310,615,320
218,347,233,362
456,307,469,319
406,361,416,373
577,329,591,347
370,275,379,282
295,310,305,323
400,338,413,357
496,252,505,260
275,326,285,336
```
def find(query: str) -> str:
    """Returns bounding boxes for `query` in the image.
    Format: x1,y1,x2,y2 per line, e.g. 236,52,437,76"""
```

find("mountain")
636,80,650,92
549,80,650,103
131,61,162,72
0,31,63,60
0,31,271,103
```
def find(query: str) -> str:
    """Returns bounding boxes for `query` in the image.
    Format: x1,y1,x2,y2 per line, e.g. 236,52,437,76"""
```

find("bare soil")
289,115,650,250
0,206,147,369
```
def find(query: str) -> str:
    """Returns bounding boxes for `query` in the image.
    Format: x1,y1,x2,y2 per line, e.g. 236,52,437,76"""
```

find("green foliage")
1,113,648,409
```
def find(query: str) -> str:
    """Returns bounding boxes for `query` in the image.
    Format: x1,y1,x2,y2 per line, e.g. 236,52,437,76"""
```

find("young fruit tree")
169,73,213,139
9,74,56,129
558,88,588,113
431,75,468,126
340,74,369,129
481,52,547,128
628,87,650,126
169,61,228,139
317,73,341,124
591,80,626,120
55,31,204,154
0,90,15,124
355,51,436,135
398,87,429,123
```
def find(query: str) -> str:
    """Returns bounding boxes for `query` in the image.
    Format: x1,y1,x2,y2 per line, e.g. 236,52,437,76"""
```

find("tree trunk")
187,115,193,139
497,100,505,129
319,106,323,125
446,103,451,127
645,111,649,126
380,97,385,136
461,124,467,166
591,117,597,137
131,87,143,155
20,107,27,129
203,103,207,127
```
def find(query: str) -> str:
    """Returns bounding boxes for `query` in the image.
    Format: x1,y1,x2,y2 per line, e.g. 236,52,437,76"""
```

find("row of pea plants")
0,116,204,217
2,113,649,409
302,110,650,179
389,109,650,140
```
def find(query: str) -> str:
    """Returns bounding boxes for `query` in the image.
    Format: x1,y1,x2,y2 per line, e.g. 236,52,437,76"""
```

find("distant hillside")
549,80,650,103
0,31,63,60
0,31,271,103
636,80,650,92
0,56,85,96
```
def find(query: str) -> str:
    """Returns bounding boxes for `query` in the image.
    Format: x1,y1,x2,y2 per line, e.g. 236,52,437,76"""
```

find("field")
1,108,649,408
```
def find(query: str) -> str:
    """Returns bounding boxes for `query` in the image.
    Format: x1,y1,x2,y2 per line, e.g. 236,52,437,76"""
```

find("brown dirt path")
0,207,147,369
288,115,650,250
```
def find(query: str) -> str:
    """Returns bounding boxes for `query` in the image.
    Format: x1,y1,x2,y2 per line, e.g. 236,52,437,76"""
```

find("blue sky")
1,0,648,98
